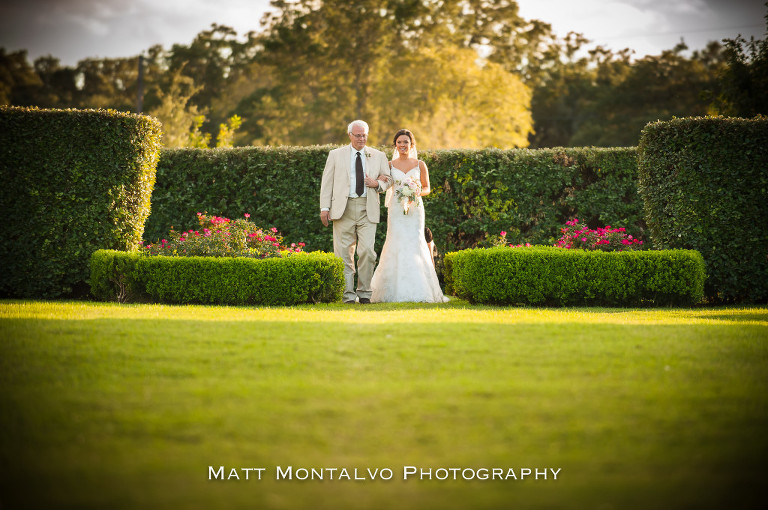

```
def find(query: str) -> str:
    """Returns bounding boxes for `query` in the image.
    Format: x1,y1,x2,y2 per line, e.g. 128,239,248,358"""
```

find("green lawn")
1,300,766,509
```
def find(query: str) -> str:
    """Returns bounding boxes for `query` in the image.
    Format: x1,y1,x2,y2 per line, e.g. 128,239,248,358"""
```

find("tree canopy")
1,0,764,148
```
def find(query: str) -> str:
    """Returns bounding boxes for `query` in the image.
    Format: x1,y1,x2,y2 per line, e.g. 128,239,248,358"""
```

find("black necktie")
355,151,364,197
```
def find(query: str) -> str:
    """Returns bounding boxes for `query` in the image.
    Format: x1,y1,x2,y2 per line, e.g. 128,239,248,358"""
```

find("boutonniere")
364,150,372,158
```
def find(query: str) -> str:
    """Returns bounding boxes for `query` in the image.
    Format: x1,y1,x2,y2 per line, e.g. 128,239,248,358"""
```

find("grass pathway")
1,300,766,509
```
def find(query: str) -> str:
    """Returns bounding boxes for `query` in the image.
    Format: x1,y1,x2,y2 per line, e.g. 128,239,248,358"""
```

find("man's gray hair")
347,120,369,134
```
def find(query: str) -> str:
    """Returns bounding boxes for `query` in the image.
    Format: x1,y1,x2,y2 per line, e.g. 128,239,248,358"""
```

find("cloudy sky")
1,0,765,66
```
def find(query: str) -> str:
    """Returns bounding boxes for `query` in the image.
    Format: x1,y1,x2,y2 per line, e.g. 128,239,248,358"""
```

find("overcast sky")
1,0,765,66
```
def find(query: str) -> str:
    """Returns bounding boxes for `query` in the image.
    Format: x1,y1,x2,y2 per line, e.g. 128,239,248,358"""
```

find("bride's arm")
419,160,430,196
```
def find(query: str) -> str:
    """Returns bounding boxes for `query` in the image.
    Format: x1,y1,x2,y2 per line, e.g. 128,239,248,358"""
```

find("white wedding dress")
370,166,449,303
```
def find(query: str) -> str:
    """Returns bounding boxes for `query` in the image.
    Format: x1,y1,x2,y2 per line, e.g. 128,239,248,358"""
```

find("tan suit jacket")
320,145,391,222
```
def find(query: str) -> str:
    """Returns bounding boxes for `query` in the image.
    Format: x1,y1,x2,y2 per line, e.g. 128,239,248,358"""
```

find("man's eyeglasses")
350,133,367,139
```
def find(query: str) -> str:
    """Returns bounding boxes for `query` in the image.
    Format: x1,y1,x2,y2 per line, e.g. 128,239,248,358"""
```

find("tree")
528,36,726,148
374,45,532,148
32,56,79,107
149,66,207,148
165,24,255,132
243,0,533,147
0,49,42,105
73,57,139,111
710,6,768,116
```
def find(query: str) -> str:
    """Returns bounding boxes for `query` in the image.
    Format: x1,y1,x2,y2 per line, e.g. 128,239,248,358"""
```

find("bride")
370,129,448,303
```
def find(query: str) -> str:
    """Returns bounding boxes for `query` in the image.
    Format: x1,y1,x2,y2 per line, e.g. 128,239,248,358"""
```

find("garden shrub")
638,116,768,302
142,212,305,257
0,107,162,298
145,146,644,255
90,249,343,305
444,246,705,306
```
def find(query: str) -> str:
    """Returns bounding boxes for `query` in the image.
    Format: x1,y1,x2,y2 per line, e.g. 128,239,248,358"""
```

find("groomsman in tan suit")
320,120,391,303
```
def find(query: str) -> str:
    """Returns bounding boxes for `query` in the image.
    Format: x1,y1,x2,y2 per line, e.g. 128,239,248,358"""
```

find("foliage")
144,146,645,255
145,146,333,251
529,40,727,148
215,114,243,148
2,2,754,149
250,1,534,148
371,45,533,148
142,212,304,258
0,49,42,105
149,67,244,148
710,9,768,116
554,217,643,250
90,249,344,305
149,66,207,147
0,106,162,298
638,116,768,303
444,246,705,306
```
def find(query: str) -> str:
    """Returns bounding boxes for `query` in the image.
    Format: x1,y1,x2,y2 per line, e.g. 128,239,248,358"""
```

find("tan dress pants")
333,196,377,302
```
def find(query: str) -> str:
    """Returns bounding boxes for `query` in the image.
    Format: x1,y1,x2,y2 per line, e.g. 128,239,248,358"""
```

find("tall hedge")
144,146,643,255
0,107,162,298
638,116,768,303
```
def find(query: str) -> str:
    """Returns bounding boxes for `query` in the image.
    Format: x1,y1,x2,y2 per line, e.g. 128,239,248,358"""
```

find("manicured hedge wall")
90,249,344,305
144,146,644,255
444,246,705,306
638,116,768,303
0,107,162,298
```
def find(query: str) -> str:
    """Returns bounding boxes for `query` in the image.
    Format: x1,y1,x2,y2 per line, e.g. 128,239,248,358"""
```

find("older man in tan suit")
320,120,391,304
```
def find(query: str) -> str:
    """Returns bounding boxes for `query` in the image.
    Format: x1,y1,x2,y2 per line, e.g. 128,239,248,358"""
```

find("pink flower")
500,231,507,236
244,213,250,218
271,227,278,233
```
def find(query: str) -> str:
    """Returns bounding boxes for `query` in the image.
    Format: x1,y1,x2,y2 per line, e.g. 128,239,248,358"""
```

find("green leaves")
445,246,706,307
638,116,768,303
90,249,343,305
0,106,162,298
146,146,645,260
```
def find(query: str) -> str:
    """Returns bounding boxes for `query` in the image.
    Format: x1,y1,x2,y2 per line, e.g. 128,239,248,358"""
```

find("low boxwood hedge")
444,246,705,306
90,250,343,305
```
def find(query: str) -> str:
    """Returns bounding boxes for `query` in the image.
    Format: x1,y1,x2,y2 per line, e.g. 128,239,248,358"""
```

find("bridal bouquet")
394,177,422,214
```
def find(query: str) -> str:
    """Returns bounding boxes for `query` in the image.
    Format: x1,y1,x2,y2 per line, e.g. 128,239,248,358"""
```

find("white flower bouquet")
394,177,422,214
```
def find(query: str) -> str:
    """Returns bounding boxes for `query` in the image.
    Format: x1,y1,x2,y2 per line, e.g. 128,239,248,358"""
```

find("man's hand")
320,210,330,227
365,175,379,188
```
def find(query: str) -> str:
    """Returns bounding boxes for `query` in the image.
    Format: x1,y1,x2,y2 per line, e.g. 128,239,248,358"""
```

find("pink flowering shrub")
142,213,305,258
555,218,643,251
491,231,532,249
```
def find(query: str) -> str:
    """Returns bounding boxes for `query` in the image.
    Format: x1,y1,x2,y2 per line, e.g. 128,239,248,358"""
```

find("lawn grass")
1,300,766,509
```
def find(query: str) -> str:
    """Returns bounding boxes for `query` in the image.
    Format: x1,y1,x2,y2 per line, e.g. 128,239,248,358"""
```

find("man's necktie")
355,151,364,197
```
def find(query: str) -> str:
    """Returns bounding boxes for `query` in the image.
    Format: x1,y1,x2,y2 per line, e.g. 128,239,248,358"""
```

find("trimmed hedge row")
638,116,768,303
144,146,644,255
444,246,705,306
90,250,343,305
0,107,162,298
